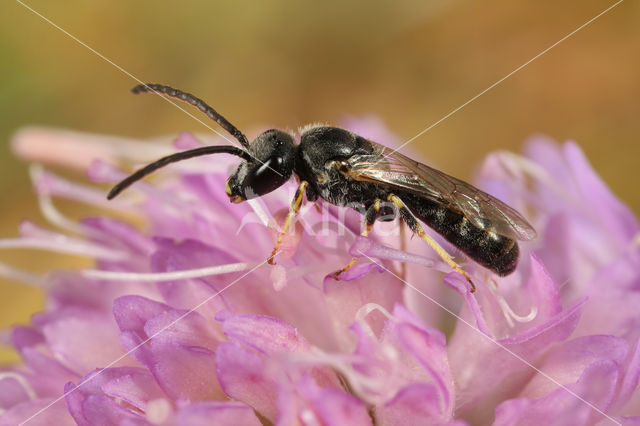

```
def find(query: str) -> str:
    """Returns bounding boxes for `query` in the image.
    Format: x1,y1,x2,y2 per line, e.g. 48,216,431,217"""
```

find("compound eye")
242,155,291,198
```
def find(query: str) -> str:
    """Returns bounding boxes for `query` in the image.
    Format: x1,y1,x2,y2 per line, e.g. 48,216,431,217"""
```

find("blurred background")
1,1,638,361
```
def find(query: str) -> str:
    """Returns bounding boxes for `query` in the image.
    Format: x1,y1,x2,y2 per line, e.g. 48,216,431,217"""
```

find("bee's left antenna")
107,145,252,200
131,83,251,150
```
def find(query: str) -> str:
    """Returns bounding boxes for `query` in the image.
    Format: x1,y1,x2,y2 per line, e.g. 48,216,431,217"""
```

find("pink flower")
1,121,638,425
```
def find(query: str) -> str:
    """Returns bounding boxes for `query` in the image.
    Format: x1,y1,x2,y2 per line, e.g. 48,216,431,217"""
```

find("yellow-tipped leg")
399,220,407,279
268,181,308,264
387,194,476,293
334,199,382,280
333,257,359,280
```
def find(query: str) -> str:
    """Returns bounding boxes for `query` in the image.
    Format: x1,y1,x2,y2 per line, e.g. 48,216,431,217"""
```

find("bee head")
225,129,296,202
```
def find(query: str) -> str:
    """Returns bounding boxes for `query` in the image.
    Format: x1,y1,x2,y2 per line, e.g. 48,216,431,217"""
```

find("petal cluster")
0,123,638,425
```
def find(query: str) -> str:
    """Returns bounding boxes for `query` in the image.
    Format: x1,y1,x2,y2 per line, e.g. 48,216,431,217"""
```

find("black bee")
108,84,537,292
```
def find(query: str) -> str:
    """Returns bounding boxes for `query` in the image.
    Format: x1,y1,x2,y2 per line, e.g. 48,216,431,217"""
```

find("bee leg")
333,199,382,280
399,219,407,279
388,194,476,293
268,181,309,264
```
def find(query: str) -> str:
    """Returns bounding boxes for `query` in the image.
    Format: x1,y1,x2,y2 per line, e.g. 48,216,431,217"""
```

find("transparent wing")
345,144,537,240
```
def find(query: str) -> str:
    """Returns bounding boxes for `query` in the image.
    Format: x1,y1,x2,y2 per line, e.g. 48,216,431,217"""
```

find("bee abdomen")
401,194,519,276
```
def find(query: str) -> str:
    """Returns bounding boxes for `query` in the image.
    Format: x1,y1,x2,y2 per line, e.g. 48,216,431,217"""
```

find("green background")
1,1,638,361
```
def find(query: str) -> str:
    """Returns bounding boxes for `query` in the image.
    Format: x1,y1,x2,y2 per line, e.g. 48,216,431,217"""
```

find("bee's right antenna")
131,83,251,150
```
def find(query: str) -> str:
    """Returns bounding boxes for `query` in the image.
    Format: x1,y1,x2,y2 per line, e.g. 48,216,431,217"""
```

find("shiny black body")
399,193,517,275
109,84,527,278
294,126,518,275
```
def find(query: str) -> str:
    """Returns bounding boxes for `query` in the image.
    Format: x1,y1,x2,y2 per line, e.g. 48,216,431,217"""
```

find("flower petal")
218,312,309,354
563,141,639,248
276,375,372,426
121,336,224,401
519,335,627,399
100,368,166,412
215,341,278,420
143,309,220,352
449,298,586,419
0,397,73,426
38,309,130,373
113,295,171,335
175,401,262,426
323,268,404,351
493,360,620,426
377,383,445,425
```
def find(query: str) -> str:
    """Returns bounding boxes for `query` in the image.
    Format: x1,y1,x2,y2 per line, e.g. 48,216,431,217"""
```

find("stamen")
305,222,352,256
247,199,271,228
271,263,339,291
495,151,577,205
0,372,37,400
355,303,393,327
495,151,552,185
145,398,172,424
81,261,259,281
500,298,538,326
38,193,87,235
0,262,44,287
270,264,287,291
300,409,319,425
351,237,450,274
29,165,87,235
173,131,203,150
88,160,223,232
487,279,538,328
352,303,401,393
86,159,127,184
0,237,128,261
19,220,69,240
290,349,397,405
557,279,571,291
32,167,132,213
0,329,10,346
12,127,174,171
95,157,227,226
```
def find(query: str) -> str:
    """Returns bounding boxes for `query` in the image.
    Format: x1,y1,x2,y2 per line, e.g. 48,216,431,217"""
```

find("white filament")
354,303,394,336
285,305,403,405
145,398,172,424
12,127,175,169
303,224,353,256
494,151,550,183
0,262,44,287
498,297,538,328
32,166,133,214
36,193,87,235
0,237,128,261
270,264,287,291
0,329,11,346
29,165,81,229
291,349,397,405
30,165,88,235
495,151,580,208
487,279,538,328
356,303,395,330
246,198,272,228
287,263,341,282
82,261,259,281
0,372,37,400
299,409,320,426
